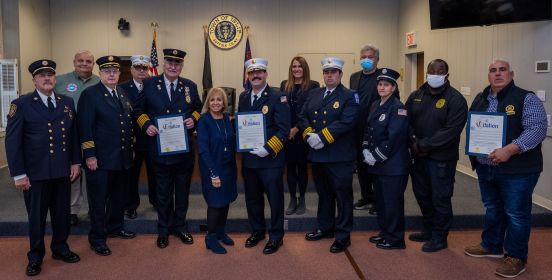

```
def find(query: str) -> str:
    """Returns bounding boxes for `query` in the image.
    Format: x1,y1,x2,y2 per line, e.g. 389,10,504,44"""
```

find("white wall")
398,0,552,202
47,0,399,94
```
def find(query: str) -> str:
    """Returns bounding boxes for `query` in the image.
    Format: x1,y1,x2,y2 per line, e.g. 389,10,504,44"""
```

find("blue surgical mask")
360,58,374,72
426,74,447,88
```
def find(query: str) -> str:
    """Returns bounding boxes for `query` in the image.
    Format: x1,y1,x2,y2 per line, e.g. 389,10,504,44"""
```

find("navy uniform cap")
96,55,121,69
377,68,400,85
28,59,56,76
163,48,186,61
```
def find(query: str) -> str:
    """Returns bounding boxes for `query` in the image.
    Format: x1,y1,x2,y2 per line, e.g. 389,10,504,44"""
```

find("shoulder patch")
8,103,17,118
398,108,407,116
280,95,287,103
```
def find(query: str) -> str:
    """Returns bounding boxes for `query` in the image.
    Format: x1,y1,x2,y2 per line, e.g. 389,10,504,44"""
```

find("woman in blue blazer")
362,68,410,250
197,87,237,254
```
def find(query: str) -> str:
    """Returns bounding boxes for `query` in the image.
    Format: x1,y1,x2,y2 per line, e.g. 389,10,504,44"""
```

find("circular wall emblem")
67,83,78,92
208,14,243,50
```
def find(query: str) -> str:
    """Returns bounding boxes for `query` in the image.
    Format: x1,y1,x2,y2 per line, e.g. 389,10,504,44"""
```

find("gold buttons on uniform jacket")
49,136,53,140
178,109,182,113
314,111,318,115
62,135,66,138
323,121,326,124
49,143,53,147
48,123,51,126
121,122,124,124
122,130,125,133
50,150,54,153
61,121,64,125
166,110,170,113
324,111,327,115
313,120,317,123
48,129,52,133
121,146,125,149
62,128,65,131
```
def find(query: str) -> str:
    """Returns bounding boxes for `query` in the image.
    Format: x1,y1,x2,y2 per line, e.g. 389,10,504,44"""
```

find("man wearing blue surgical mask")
349,44,381,213
405,59,468,253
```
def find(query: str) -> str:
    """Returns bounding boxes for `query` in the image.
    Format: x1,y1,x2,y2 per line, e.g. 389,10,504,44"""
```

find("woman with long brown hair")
279,56,319,215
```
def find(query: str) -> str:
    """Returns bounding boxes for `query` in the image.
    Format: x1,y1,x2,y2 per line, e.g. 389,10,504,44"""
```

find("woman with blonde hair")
280,56,320,215
197,87,237,254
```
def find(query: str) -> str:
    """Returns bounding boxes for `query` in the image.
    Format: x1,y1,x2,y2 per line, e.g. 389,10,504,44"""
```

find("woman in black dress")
280,56,320,215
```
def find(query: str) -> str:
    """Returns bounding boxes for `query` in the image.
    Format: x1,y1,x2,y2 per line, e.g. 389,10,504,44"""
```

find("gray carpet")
0,167,550,235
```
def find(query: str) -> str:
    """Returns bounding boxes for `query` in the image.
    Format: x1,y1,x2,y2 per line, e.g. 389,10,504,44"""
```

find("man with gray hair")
464,59,547,278
349,44,381,213
55,50,100,226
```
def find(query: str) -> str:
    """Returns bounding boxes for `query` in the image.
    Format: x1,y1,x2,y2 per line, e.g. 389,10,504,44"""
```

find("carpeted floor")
1,230,551,280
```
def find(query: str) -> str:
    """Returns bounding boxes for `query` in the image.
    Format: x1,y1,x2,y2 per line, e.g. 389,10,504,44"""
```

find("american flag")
148,30,159,76
243,36,252,90
398,108,408,116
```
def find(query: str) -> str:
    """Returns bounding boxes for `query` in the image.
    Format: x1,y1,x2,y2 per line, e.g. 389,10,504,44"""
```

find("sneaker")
354,199,372,210
495,256,526,278
464,244,503,258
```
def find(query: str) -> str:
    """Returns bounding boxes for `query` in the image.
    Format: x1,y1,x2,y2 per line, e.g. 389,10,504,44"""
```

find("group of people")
5,43,547,278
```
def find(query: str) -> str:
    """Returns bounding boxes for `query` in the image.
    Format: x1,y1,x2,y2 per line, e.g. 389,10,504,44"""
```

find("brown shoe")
464,244,503,258
495,256,526,278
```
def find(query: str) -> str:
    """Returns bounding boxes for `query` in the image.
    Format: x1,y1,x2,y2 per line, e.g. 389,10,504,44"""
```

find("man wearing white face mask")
405,59,468,253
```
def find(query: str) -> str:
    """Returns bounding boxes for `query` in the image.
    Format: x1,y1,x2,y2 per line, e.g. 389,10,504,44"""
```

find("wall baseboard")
533,194,552,211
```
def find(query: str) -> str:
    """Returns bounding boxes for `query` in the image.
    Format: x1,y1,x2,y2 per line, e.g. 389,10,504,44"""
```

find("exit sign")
406,31,416,47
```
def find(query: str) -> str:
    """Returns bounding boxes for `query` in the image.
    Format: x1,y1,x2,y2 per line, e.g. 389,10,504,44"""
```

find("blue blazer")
297,84,359,163
119,79,148,151
362,97,410,176
133,74,203,165
197,112,237,207
6,91,81,180
237,85,290,169
77,82,134,170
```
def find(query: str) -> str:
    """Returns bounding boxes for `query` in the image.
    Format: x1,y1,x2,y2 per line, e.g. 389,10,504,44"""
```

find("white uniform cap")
130,55,151,66
245,58,268,72
321,57,344,70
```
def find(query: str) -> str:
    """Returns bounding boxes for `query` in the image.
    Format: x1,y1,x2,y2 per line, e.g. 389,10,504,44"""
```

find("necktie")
138,83,143,92
323,90,331,99
47,96,54,112
112,90,123,109
170,82,176,101
252,94,258,106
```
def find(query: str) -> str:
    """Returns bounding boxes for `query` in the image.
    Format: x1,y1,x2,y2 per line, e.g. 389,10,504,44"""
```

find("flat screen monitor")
430,0,552,30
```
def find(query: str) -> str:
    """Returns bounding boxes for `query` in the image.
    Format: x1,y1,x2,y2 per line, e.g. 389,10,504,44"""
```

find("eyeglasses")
133,66,148,72
100,69,120,74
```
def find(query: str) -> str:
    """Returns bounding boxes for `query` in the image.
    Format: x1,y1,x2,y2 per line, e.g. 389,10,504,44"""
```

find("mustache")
252,77,262,81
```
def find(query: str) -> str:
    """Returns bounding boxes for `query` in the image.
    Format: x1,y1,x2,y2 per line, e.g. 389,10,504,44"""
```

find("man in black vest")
405,59,468,252
464,60,547,278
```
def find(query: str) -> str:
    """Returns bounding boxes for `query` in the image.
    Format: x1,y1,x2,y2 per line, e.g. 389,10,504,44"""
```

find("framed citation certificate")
155,114,189,155
235,112,266,152
465,112,507,156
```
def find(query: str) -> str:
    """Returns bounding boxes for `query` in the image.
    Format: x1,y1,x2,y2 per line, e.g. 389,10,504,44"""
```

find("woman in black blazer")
280,56,320,215
197,87,238,254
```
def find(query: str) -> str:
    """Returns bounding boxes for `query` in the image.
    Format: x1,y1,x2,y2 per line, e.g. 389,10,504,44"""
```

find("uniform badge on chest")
505,105,515,115
333,101,340,109
379,114,386,122
262,105,269,114
435,99,446,109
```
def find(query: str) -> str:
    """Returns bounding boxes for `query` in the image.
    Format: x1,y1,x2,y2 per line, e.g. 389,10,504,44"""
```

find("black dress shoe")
263,239,283,254
70,214,79,226
52,250,80,263
108,230,136,239
26,261,42,277
330,239,351,253
174,231,194,244
157,235,169,248
125,209,137,219
409,232,431,242
422,239,448,252
376,240,406,250
245,232,266,248
91,245,111,256
369,236,384,244
305,229,334,241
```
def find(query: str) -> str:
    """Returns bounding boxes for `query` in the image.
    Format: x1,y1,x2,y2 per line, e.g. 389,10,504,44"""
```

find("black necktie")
112,90,123,109
170,82,176,101
47,96,54,112
252,94,258,106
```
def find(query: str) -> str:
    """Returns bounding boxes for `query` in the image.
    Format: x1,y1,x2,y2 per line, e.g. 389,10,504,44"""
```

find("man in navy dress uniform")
119,55,157,219
78,55,136,257
237,58,290,254
298,57,359,253
6,59,81,276
134,48,203,249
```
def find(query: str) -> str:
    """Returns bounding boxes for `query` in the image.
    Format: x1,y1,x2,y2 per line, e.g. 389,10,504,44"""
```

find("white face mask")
427,74,447,88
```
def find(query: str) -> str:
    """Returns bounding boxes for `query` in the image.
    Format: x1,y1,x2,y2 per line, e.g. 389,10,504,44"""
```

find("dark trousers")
154,159,194,235
356,151,375,203
24,177,71,262
373,175,408,243
126,150,157,210
85,168,128,247
312,161,354,240
242,167,284,241
410,157,457,242
285,142,308,198
207,206,230,233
